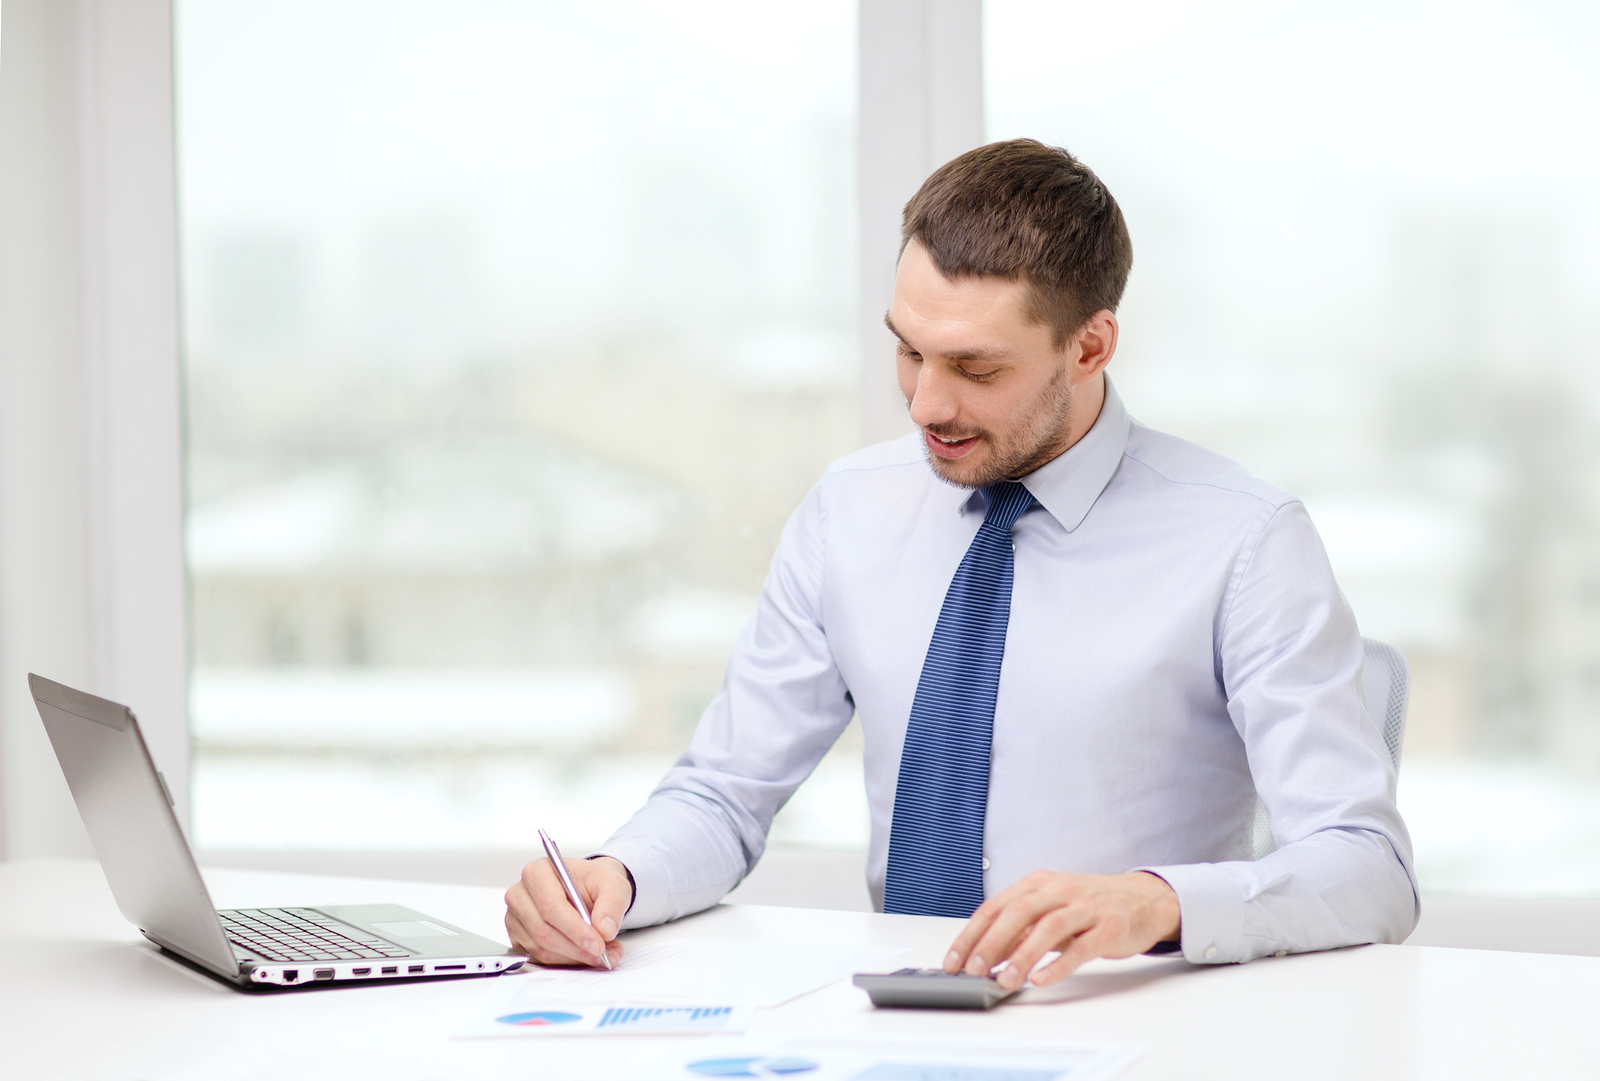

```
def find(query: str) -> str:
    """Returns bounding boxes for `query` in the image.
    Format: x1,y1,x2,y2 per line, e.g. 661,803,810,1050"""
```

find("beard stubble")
922,361,1078,489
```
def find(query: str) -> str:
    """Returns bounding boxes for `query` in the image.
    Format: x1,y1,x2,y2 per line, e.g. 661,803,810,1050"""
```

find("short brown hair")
901,139,1133,348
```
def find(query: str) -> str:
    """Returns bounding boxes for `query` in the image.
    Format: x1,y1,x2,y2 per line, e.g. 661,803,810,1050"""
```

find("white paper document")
508,938,910,1007
649,1035,1146,1081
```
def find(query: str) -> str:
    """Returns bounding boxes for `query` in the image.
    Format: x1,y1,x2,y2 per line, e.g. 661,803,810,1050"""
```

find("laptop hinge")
142,929,252,979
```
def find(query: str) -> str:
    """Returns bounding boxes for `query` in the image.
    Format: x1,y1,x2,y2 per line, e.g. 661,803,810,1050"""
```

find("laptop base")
152,940,520,993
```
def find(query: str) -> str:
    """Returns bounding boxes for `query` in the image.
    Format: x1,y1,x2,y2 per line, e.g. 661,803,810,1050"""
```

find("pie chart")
686,1056,819,1077
496,1011,583,1027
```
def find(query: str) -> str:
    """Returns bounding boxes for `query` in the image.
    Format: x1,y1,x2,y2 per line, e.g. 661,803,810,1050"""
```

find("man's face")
888,241,1099,489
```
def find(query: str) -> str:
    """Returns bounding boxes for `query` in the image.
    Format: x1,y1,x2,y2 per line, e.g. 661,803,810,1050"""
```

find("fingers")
506,903,622,970
962,875,1078,978
941,871,1182,991
505,878,541,955
582,857,634,942
942,875,1040,974
505,885,591,966
506,899,580,966
1000,906,1103,989
1029,920,1120,986
943,904,995,974
504,857,611,967
534,857,614,961
504,907,544,960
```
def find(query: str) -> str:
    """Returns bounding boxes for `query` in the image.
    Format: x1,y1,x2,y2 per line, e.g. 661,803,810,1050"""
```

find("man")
505,140,1417,990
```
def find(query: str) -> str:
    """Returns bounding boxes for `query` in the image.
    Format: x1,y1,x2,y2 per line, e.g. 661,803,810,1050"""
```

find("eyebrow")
883,313,1013,363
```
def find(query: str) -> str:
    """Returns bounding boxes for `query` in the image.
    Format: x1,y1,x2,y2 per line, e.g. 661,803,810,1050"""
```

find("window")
175,0,1599,893
177,0,866,853
988,0,1600,894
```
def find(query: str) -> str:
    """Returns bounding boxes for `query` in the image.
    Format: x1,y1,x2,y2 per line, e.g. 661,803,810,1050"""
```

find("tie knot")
981,482,1036,532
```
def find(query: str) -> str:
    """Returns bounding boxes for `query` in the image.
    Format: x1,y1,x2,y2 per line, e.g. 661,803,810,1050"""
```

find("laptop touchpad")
369,920,459,937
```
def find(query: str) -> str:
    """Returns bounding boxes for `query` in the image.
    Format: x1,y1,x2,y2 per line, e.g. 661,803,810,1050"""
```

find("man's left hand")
943,870,1181,990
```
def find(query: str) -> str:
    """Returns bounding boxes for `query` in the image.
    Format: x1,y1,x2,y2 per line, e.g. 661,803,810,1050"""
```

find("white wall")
0,0,188,859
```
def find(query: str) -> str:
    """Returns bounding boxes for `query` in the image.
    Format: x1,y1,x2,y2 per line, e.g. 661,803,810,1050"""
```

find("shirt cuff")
590,838,673,930
1135,863,1245,964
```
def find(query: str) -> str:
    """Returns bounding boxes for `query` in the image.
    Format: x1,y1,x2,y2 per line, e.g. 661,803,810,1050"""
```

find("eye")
896,343,922,361
959,366,999,383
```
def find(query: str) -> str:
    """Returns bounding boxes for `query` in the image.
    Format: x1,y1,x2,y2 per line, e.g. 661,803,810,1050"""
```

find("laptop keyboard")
220,907,413,963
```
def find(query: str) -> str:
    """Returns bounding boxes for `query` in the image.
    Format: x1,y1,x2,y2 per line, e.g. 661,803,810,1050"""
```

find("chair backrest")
1250,637,1410,858
1360,637,1410,776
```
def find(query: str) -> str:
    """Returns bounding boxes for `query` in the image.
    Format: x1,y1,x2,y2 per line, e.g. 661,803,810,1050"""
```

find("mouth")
923,429,980,460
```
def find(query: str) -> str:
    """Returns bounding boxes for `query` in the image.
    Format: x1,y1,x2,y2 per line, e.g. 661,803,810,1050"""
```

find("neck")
1003,372,1107,481
1061,372,1107,453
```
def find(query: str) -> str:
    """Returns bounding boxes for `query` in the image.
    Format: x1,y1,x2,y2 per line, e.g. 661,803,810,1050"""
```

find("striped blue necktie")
883,481,1037,917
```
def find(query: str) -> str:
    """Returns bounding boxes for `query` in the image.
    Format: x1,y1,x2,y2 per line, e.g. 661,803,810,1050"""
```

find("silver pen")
537,827,613,970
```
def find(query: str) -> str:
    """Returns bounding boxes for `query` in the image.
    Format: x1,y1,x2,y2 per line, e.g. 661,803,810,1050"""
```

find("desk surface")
3,858,1596,1080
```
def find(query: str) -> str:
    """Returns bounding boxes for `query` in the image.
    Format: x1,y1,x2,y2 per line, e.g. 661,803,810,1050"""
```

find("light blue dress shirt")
600,380,1419,964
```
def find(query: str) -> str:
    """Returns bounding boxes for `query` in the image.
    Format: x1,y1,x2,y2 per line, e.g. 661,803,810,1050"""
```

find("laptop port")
433,964,466,971
282,970,298,983
351,967,371,976
408,964,425,973
380,966,398,975
313,968,335,981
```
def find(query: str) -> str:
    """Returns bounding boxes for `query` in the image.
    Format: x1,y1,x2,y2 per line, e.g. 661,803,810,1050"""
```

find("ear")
1066,311,1118,385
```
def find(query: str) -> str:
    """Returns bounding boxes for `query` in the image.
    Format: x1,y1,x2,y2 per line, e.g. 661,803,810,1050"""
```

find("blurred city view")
181,0,1600,894
989,0,1600,892
178,0,866,853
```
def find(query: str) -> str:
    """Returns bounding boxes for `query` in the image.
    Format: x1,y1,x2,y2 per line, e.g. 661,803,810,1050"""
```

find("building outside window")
177,0,867,855
180,0,1600,898
987,0,1600,894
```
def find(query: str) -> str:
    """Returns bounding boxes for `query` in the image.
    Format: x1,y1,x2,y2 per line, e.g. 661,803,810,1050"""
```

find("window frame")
0,0,189,854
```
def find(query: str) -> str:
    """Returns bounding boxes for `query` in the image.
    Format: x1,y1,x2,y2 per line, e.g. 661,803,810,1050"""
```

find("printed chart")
687,1056,820,1077
458,997,750,1039
666,1037,1145,1081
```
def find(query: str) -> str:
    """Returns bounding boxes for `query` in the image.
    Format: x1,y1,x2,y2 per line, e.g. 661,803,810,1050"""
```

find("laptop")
29,673,526,990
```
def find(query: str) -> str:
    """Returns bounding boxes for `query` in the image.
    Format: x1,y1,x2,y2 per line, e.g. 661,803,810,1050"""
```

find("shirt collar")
1022,377,1131,532
960,377,1131,533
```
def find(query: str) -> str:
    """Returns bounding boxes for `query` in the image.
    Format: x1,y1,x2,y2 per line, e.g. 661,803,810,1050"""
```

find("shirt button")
1275,950,1287,958
981,856,991,871
1203,946,1218,960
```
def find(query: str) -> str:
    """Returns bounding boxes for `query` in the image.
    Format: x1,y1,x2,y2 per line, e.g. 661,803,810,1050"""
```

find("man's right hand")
504,854,634,968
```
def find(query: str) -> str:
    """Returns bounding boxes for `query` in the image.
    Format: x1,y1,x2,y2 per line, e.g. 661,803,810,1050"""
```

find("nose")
907,361,959,430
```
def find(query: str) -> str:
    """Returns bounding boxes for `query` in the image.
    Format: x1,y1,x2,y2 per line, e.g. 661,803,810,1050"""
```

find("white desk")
3,858,1596,1080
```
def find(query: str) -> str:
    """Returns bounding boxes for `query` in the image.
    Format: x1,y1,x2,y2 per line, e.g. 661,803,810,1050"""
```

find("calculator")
851,967,1019,1009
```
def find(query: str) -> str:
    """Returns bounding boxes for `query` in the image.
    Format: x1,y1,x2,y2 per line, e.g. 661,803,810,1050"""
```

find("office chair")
1250,637,1411,859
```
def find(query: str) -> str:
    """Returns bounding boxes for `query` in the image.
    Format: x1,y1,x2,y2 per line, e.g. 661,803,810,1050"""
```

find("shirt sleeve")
594,481,856,929
1137,500,1420,963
